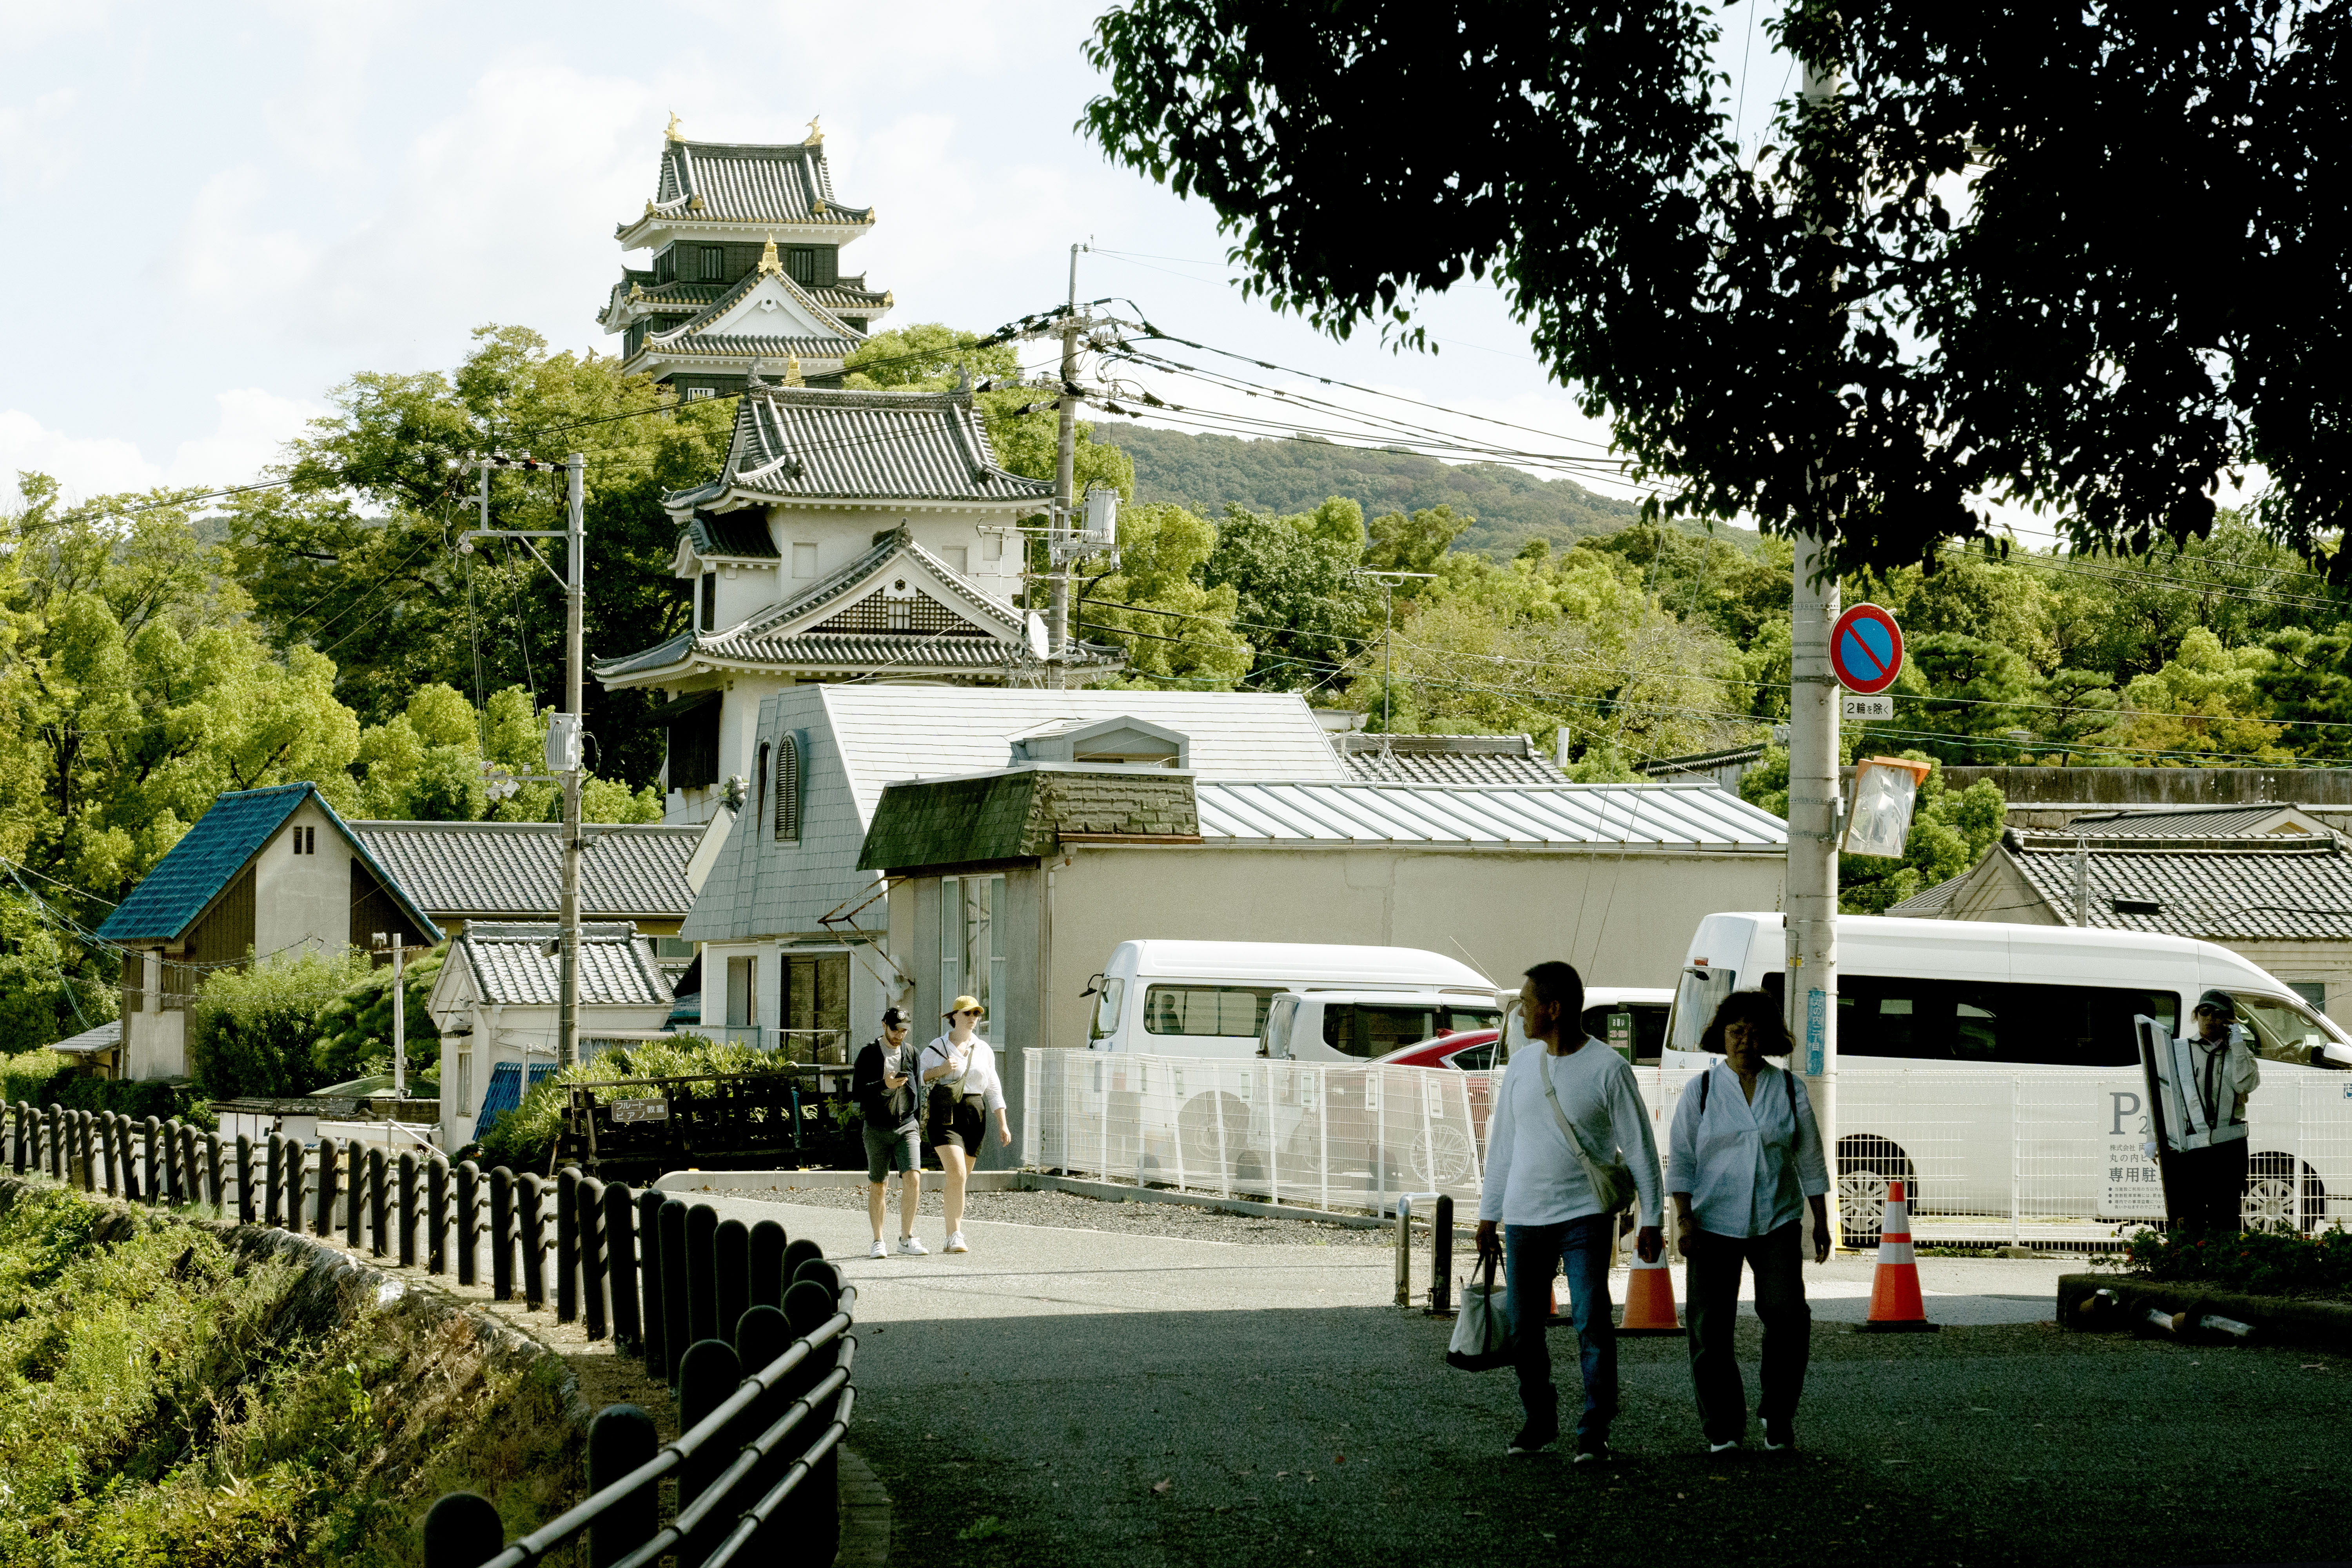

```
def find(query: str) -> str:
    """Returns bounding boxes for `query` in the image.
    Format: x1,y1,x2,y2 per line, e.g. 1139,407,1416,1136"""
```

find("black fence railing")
3,1098,856,1562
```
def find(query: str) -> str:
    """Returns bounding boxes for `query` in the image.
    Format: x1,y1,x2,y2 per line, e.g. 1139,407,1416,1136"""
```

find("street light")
1352,569,1435,732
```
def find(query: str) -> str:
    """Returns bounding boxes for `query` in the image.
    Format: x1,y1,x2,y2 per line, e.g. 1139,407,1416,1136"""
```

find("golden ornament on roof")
666,111,683,142
784,355,805,387
758,232,782,277
805,116,824,145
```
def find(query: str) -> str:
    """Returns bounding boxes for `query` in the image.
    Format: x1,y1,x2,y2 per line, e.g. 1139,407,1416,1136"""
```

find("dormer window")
774,735,800,843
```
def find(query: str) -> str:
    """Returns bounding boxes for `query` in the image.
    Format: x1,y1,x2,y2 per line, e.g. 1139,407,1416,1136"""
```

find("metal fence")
1023,1051,2352,1241
1,1099,857,1564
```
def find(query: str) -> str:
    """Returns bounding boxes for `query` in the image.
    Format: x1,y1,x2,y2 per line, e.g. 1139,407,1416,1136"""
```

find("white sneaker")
897,1235,927,1256
945,1230,969,1253
869,1239,889,1259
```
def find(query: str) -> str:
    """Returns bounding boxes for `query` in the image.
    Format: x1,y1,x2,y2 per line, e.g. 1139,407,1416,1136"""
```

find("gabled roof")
96,783,442,944
1992,830,2352,941
2063,802,2331,837
448,921,674,1008
52,1020,122,1057
350,822,703,922
1885,873,1965,917
631,265,864,375
665,385,1054,512
1196,780,1786,850
1337,733,1569,786
596,528,1120,685
644,138,868,228
681,512,779,563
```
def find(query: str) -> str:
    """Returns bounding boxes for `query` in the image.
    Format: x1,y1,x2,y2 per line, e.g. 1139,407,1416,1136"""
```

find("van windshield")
1089,978,1125,1041
1669,965,1736,1051
2227,991,2350,1067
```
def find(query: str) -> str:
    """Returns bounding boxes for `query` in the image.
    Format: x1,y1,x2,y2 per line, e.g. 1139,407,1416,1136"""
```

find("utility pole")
458,450,589,1068
2074,833,2091,925
1046,243,1083,687
372,931,407,1097
1352,569,1435,730
1787,54,1843,1256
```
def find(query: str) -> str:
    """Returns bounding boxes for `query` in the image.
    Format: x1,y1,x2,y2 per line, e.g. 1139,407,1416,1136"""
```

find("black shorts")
926,1093,986,1153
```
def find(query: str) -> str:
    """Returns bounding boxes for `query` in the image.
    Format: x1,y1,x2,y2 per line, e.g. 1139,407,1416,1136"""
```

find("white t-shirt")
918,1034,1005,1114
1476,1039,1662,1228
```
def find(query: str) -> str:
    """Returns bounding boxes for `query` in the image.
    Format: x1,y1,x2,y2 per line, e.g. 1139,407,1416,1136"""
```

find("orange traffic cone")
1619,1251,1684,1337
1859,1178,1940,1333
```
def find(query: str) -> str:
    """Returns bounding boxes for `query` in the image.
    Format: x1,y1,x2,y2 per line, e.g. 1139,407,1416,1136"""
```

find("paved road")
700,1196,2351,1568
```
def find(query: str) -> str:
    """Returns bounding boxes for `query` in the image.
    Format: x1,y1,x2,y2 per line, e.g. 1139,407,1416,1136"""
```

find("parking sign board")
1829,603,1904,695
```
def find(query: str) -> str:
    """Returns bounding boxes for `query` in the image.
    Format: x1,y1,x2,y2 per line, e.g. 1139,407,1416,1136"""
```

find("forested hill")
1094,423,1653,559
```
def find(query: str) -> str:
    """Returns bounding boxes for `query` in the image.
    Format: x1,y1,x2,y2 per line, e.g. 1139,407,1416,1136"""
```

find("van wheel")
1407,1123,1477,1189
1176,1091,1251,1185
1837,1136,1916,1246
2241,1153,2324,1234
1232,1152,1268,1198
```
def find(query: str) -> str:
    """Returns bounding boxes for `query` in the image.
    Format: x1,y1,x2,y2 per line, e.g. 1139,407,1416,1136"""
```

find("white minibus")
1084,940,1499,1060
1663,913,2352,1238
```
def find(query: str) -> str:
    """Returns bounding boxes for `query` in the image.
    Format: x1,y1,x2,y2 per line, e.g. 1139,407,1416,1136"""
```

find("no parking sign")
1830,603,1904,694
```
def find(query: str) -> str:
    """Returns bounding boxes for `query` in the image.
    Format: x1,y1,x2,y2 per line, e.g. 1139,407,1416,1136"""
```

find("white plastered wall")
254,800,356,962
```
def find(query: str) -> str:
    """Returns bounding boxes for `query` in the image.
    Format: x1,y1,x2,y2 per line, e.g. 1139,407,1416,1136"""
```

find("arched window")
755,742,770,827
775,734,800,842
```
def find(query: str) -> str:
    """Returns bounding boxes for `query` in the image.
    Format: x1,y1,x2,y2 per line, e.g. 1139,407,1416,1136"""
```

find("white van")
1664,913,2352,1236
1085,940,1499,1060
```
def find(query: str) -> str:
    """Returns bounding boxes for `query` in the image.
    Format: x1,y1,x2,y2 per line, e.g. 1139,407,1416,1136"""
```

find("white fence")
1024,1049,2352,1240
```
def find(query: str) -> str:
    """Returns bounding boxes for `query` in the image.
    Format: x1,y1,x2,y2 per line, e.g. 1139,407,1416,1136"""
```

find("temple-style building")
598,116,892,398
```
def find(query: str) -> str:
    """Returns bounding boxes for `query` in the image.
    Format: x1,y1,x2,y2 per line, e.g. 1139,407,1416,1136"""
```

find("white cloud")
1,388,319,506
0,86,80,196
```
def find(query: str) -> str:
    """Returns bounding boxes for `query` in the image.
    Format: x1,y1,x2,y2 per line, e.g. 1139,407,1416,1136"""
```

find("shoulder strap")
1785,1064,1796,1112
1538,1053,1604,1167
1699,1066,1710,1112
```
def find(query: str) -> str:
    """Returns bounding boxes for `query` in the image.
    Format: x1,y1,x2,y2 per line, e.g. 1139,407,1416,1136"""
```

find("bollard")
635,1189,668,1377
397,1151,418,1267
733,1303,795,1555
1432,1194,1455,1315
749,1219,787,1310
580,1176,607,1341
427,1156,448,1274
421,1491,505,1568
143,1115,161,1205
488,1167,514,1301
455,1161,478,1285
7,1101,20,1175
63,1111,80,1191
555,1167,580,1324
781,1278,845,1559
98,1113,118,1198
167,1120,189,1205
659,1200,690,1389
235,1134,254,1223
675,1339,743,1568
316,1138,339,1238
347,1143,367,1250
264,1134,283,1227
519,1173,548,1310
45,1105,60,1181
714,1218,750,1347
605,1181,642,1353
782,1236,822,1288
684,1203,719,1351
286,1138,307,1236
586,1404,660,1568
367,1147,389,1257
206,1131,223,1209
791,1257,843,1306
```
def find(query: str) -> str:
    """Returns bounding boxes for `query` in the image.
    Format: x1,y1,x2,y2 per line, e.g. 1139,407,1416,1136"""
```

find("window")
454,1051,472,1116
699,572,717,630
2227,991,2347,1067
1146,986,1276,1038
1831,975,2177,1067
773,735,800,842
726,956,758,1031
940,875,1006,1024
782,951,850,1062
787,246,817,284
1319,1003,1479,1059
755,742,770,828
1091,978,1126,1041
701,245,724,281
792,542,818,578
120,951,145,1015
2290,981,2328,1012
685,386,716,401
941,545,969,574
655,936,694,959
1669,964,1737,1051
1444,1038,1500,1071
1583,1003,1669,1065
289,825,316,855
1261,994,1298,1055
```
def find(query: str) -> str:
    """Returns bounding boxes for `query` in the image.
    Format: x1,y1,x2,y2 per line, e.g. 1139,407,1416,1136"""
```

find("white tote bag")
1446,1252,1515,1371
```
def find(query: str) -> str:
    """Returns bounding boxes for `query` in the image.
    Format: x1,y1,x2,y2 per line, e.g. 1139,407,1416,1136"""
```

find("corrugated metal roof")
2006,834,2352,941
669,386,1051,509
1194,780,1787,849
52,1020,121,1056
454,921,675,1007
820,688,1351,824
351,822,702,920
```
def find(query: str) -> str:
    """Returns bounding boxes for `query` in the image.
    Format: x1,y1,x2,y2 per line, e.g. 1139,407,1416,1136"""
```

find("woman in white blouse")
1666,989,1830,1455
918,995,1011,1254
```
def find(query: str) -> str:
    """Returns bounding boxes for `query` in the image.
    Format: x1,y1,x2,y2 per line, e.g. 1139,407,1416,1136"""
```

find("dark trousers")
1504,1216,1616,1441
1684,1222,1809,1444
2169,1138,2249,1234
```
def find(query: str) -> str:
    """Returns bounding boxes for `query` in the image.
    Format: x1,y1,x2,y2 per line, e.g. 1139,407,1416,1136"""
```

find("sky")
5,1,2078,543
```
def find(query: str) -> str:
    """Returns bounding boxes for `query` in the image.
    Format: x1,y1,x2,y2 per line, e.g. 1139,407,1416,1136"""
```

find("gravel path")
733,1184,1399,1248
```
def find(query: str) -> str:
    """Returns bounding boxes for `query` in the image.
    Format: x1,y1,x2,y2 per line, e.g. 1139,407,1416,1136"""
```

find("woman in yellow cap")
919,995,1010,1252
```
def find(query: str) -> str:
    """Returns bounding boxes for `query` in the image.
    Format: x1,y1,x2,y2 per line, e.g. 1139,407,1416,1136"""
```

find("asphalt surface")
699,1190,2352,1568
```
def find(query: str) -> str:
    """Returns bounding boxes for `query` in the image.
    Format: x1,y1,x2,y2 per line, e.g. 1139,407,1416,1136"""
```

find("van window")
1670,965,1736,1051
1583,1003,1668,1064
1837,975,2175,1067
1145,985,1276,1037
1324,1004,1498,1058
2227,991,2345,1066
1089,978,1125,1041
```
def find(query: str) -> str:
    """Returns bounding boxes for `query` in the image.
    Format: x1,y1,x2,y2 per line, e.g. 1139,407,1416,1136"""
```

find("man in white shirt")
1475,962,1664,1462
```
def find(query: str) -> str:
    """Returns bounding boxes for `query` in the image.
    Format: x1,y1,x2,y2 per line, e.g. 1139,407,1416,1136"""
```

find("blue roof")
96,782,444,945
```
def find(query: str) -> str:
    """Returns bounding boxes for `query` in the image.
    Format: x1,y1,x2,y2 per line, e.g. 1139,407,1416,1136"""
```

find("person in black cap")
853,1007,926,1257
2160,990,2263,1233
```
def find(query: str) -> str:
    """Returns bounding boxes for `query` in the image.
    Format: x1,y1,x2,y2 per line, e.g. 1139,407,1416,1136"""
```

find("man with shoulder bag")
853,1008,925,1258
1474,961,1664,1462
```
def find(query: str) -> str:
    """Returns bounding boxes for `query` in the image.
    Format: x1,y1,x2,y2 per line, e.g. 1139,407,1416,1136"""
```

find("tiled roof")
641,262,862,360
1885,874,1964,917
452,921,674,1007
1337,733,1568,786
52,1020,121,1056
2062,803,2326,836
350,822,702,921
648,139,867,227
1196,780,1785,849
2004,832,2352,941
804,282,890,312
97,783,441,944
655,332,860,361
667,385,1053,509
684,513,778,560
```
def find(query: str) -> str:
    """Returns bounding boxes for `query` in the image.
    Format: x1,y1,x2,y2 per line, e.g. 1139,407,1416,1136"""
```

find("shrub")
310,946,446,1084
188,948,375,1101
2097,1222,2352,1300
0,1047,69,1105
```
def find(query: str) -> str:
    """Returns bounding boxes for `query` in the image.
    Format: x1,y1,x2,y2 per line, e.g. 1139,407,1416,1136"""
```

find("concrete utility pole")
559,452,586,1069
1787,55,1843,1255
1046,243,1083,687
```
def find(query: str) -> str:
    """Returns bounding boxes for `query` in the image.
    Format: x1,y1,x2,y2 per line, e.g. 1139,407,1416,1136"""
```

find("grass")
0,1183,584,1566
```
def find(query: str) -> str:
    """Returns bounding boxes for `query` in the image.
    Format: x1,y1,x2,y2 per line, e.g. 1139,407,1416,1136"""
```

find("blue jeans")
1504,1216,1617,1440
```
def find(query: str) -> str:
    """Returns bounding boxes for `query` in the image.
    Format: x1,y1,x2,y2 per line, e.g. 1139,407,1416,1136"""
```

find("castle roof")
666,384,1053,512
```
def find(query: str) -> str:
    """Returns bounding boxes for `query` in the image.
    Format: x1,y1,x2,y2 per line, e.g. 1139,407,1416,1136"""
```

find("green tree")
310,947,445,1085
2107,627,2289,764
188,947,375,1101
1362,504,1471,590
2259,623,2352,762
1740,748,2005,914
1077,503,1253,687
1201,500,1375,690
